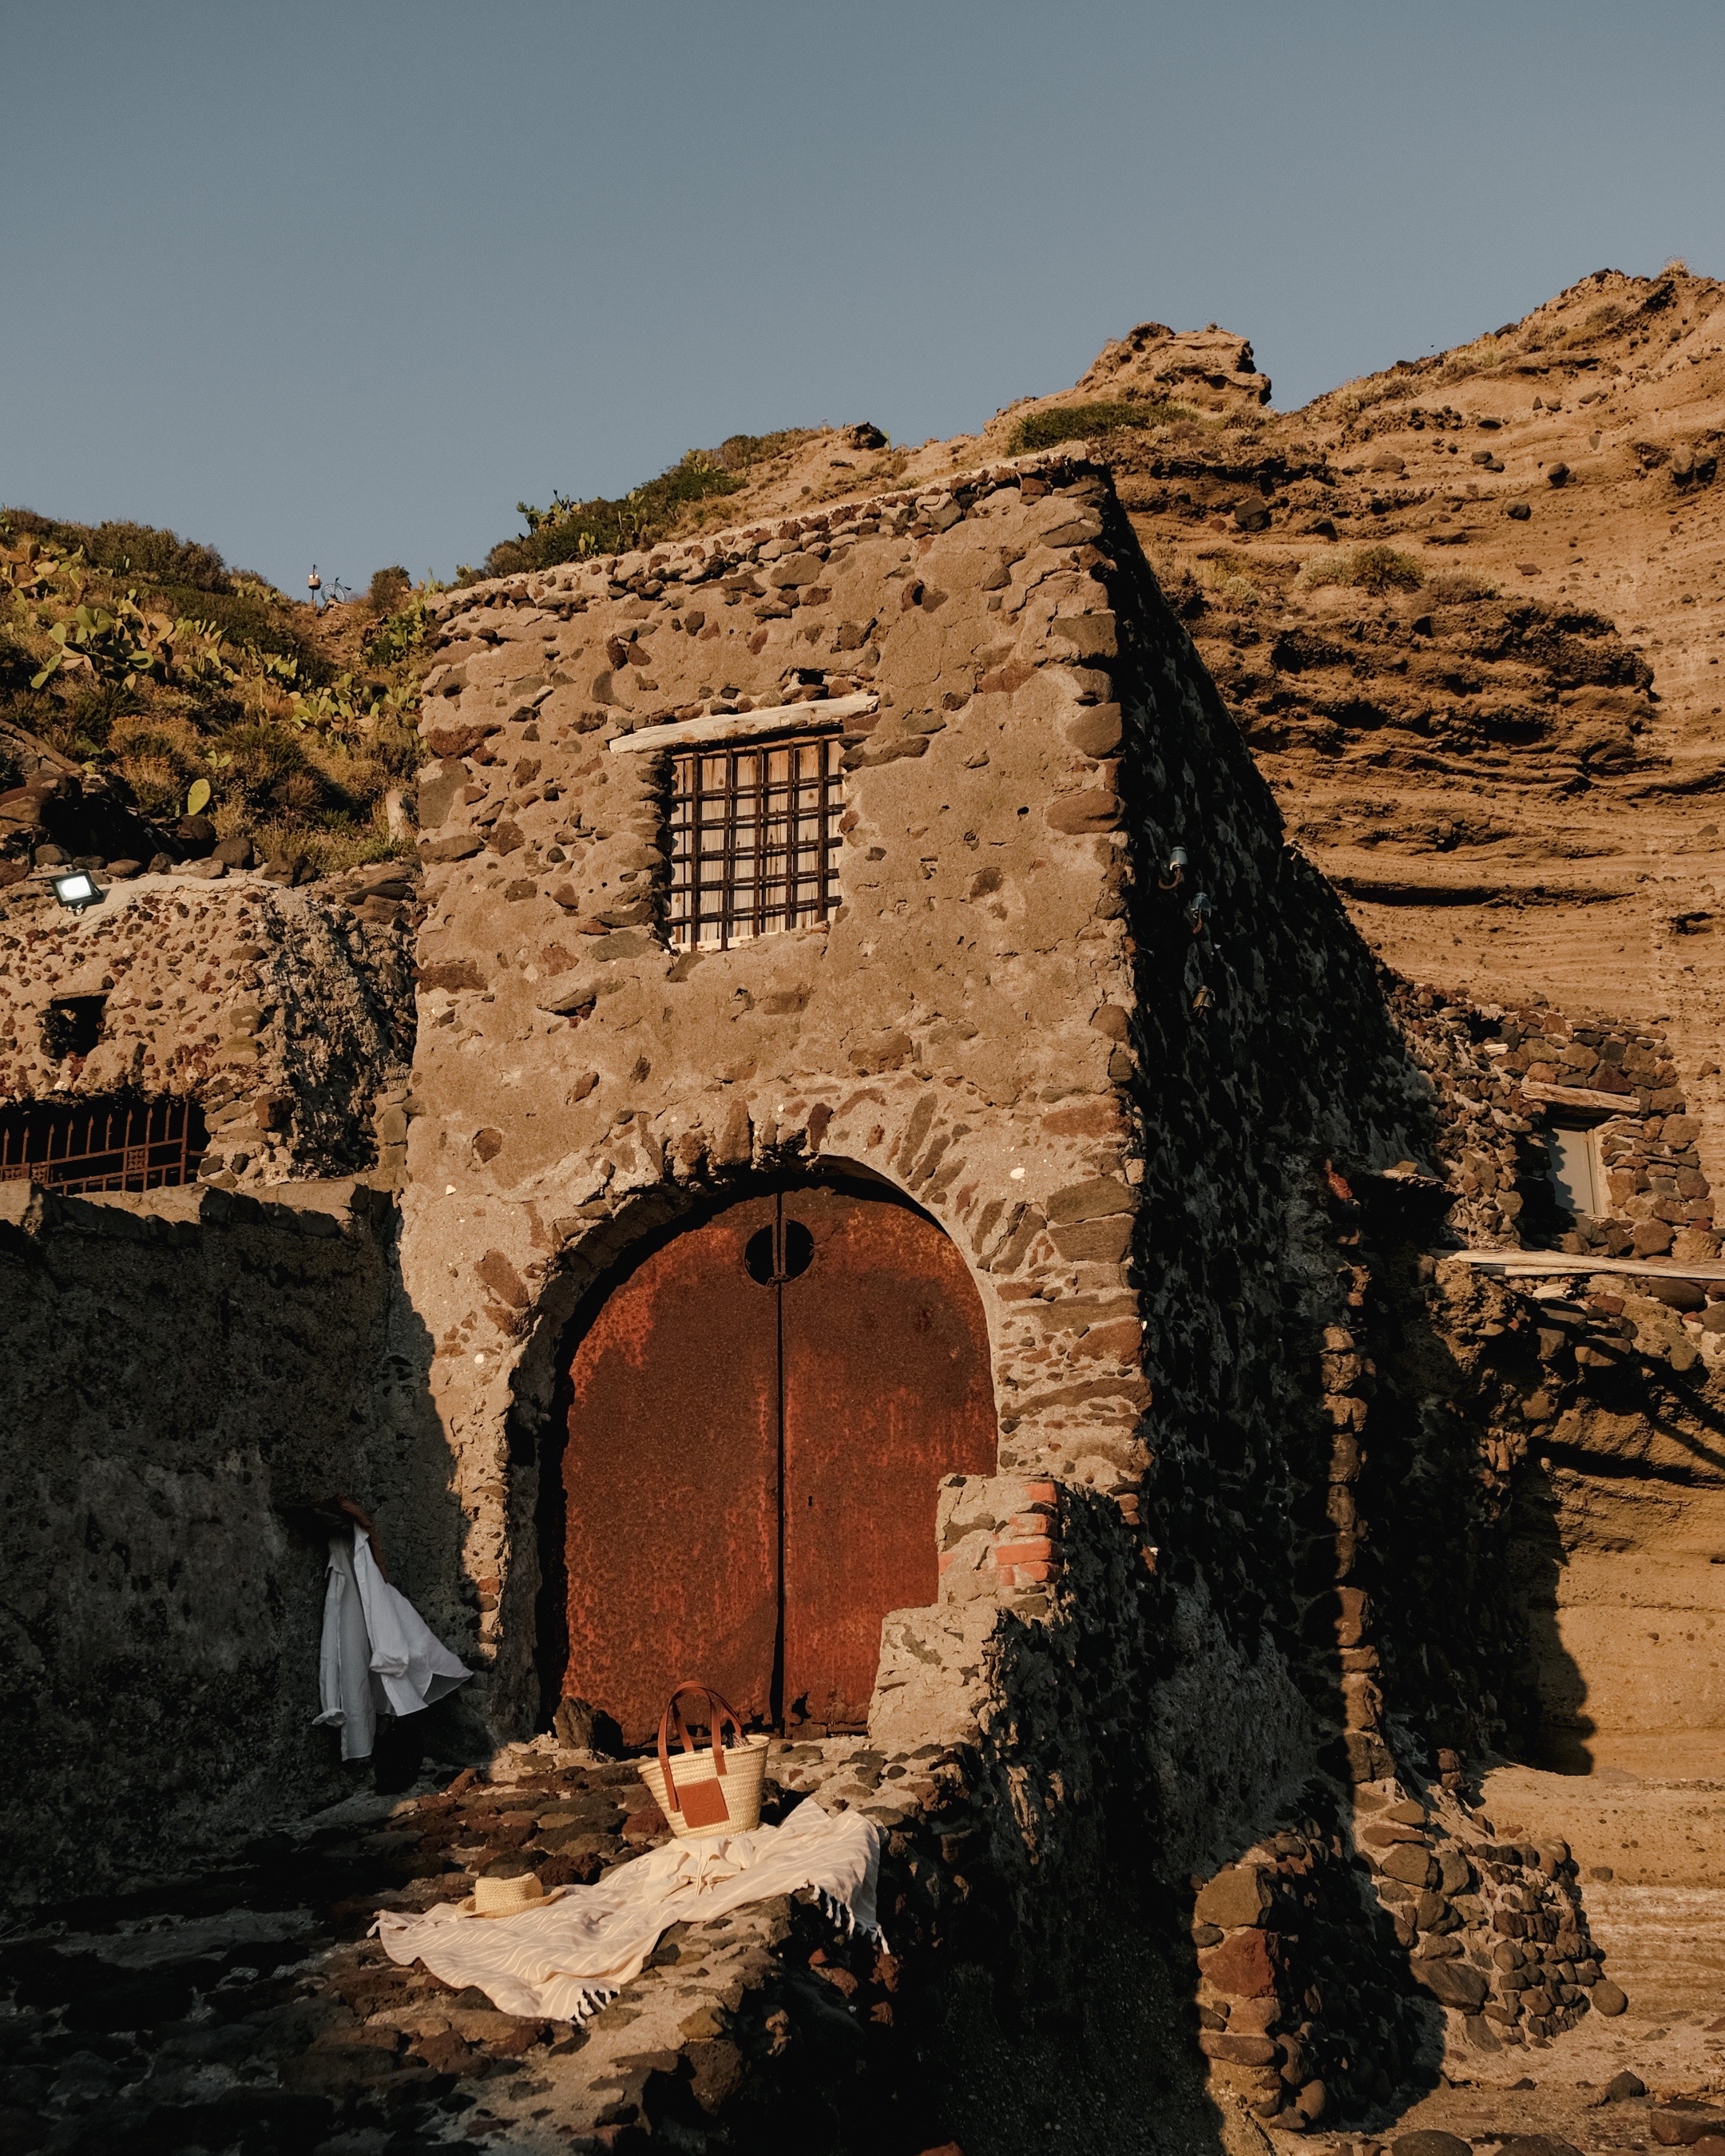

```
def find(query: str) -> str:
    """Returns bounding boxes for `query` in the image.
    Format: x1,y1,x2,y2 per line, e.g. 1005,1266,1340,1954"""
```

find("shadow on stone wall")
0,1178,470,1903
1503,1355,1725,1777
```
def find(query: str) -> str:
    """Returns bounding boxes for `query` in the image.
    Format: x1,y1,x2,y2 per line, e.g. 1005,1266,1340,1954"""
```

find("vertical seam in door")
770,1189,787,1730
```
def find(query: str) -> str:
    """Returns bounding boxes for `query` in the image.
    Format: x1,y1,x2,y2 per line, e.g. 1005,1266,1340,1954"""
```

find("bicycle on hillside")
307,566,352,609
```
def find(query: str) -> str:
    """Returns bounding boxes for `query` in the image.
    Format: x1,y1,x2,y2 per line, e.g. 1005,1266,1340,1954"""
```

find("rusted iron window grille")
667,735,844,952
0,1096,207,1195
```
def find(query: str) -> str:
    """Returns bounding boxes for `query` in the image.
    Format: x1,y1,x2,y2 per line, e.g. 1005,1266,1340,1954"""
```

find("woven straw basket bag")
639,1682,770,1841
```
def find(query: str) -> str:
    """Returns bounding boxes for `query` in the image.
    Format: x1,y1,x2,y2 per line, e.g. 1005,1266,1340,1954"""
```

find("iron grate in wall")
0,1096,208,1195
667,733,845,952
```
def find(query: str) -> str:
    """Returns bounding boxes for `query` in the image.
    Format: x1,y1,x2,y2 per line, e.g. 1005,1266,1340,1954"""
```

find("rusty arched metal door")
561,1183,996,1744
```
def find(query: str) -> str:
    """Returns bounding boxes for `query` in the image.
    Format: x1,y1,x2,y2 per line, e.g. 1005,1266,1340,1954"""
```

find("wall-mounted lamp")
1187,891,1212,936
1159,846,1188,892
50,869,103,913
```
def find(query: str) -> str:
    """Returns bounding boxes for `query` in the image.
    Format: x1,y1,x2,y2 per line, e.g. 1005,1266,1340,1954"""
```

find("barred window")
667,734,845,952
0,1096,207,1195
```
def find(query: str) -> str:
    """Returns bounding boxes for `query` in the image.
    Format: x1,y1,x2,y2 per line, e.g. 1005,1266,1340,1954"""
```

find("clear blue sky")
6,2,1721,594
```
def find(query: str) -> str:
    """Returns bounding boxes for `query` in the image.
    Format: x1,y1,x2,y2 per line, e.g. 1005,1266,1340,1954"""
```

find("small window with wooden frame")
666,734,845,952
1545,1117,1608,1223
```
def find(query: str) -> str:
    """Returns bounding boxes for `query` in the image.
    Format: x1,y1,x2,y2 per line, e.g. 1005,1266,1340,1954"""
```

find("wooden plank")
1452,1250,1725,1283
1520,1080,1644,1115
608,693,878,755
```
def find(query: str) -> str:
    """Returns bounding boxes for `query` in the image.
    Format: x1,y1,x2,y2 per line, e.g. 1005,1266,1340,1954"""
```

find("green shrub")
1007,398,1189,454
149,583,323,673
0,621,38,697
248,816,408,878
3,509,232,593
363,588,432,667
709,429,816,472
482,430,833,578
2,504,439,862
368,565,411,614
109,723,199,817
212,722,324,818
1300,545,1426,595
486,450,754,577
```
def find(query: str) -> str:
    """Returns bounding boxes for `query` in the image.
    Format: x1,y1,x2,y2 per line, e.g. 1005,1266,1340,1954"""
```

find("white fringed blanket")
374,1799,882,2021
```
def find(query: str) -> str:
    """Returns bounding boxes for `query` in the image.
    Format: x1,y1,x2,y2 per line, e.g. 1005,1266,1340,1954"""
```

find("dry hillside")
0,521,428,882
581,265,1725,1167
10,266,1722,1140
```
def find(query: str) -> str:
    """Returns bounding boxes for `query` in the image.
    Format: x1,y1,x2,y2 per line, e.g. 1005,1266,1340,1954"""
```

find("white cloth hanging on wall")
314,1528,471,1761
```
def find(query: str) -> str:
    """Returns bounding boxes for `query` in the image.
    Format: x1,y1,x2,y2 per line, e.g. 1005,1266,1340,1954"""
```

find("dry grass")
1299,545,1426,596
1,512,432,858
1425,568,1500,604
1007,398,1190,455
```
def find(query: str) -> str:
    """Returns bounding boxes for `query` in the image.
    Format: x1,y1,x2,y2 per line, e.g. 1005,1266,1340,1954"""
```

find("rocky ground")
0,1737,938,2156
8,1746,1721,2156
1282,1766,1725,2156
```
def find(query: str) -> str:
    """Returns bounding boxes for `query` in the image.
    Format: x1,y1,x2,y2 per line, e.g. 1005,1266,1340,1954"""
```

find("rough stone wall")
386,455,1527,2138
1293,1151,1725,1781
1400,984,1715,1259
399,451,1171,1738
393,454,1443,1862
1190,1781,1618,2126
0,869,415,1184
0,1176,462,1904
1493,1272,1725,1778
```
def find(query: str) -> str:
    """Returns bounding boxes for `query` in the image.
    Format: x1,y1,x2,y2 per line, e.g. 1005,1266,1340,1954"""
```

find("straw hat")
463,1870,547,1919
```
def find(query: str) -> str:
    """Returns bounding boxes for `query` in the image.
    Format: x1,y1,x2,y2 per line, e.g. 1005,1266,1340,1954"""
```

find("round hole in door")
744,1219,815,1284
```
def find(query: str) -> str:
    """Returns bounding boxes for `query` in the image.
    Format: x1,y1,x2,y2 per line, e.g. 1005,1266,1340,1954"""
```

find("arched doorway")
554,1177,997,1744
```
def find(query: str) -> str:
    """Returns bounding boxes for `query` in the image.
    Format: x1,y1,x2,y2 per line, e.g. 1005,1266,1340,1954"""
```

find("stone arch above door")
548,1174,997,1745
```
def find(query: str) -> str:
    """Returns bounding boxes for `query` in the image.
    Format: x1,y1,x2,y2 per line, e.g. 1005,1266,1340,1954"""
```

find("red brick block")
993,1538,1054,1567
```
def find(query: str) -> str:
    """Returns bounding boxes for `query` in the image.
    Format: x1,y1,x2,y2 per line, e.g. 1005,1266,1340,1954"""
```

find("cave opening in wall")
539,1173,997,1744
0,1094,207,1193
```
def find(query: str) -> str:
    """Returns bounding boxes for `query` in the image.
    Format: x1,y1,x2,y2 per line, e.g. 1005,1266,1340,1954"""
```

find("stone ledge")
1451,1249,1725,1283
0,1175,396,1240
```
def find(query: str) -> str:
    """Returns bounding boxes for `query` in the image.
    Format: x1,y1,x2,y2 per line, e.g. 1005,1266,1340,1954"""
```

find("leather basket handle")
656,1682,746,1817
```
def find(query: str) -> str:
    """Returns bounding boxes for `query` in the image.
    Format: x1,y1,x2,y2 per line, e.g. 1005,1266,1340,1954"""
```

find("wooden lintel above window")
609,693,878,755
1521,1080,1641,1115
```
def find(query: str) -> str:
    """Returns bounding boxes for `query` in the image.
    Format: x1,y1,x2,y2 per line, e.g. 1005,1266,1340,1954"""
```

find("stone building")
400,449,1424,1785
2,450,1720,2145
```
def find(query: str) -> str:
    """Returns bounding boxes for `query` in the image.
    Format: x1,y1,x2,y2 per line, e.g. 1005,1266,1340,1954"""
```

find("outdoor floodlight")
50,870,103,913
